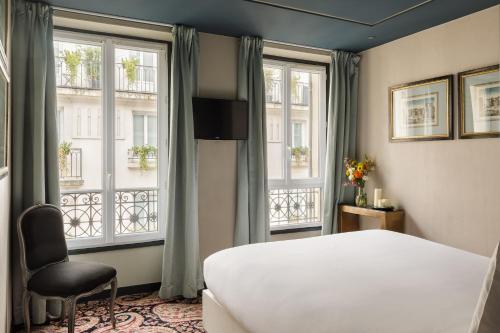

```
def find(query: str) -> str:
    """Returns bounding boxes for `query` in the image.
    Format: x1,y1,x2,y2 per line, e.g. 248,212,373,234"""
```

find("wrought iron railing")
115,188,158,235
115,63,157,93
59,148,83,185
55,56,157,94
61,187,158,239
269,187,321,227
265,79,310,106
265,79,282,103
127,149,157,162
127,149,157,169
61,190,103,239
55,56,101,90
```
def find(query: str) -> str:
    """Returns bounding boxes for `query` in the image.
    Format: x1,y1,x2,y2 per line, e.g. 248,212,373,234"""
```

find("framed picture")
389,75,453,142
458,64,499,139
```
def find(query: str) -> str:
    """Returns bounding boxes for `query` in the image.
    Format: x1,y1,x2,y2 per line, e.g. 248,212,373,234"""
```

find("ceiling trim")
243,0,434,27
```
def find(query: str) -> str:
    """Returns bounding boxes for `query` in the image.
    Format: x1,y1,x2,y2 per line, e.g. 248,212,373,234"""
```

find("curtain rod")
52,6,332,54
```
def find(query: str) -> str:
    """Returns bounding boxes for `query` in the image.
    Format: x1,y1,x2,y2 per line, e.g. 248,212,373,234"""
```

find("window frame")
54,29,169,250
264,57,328,232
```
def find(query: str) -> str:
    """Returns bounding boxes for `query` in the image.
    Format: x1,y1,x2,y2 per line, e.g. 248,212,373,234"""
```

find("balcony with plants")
127,144,158,170
55,49,157,95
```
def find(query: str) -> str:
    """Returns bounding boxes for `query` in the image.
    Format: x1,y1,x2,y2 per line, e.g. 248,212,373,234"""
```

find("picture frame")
458,64,500,139
389,75,453,142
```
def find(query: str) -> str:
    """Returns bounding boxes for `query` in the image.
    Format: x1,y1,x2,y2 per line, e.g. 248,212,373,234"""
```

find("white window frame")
264,59,327,232
55,30,168,250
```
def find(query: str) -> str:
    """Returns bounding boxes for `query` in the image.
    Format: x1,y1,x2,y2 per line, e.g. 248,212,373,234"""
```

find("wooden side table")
339,205,404,233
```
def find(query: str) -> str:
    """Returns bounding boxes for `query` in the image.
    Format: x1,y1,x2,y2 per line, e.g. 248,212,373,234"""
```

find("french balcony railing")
269,187,321,228
59,148,84,187
55,56,157,94
265,79,310,106
127,149,157,169
61,187,158,239
55,56,101,90
115,63,157,94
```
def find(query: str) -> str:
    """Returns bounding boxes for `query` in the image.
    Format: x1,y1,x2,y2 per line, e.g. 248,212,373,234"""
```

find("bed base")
202,289,249,333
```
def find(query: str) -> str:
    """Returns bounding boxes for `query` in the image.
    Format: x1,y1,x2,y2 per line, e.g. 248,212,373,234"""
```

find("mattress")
204,230,489,333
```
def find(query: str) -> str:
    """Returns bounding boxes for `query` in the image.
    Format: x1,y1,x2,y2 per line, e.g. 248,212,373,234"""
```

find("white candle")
374,188,382,207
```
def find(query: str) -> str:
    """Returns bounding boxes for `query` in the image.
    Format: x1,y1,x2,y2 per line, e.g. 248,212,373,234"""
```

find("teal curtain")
322,51,360,235
234,36,269,246
159,25,203,299
10,0,61,325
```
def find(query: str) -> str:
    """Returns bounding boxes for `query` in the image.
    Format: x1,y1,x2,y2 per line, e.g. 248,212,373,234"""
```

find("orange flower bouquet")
344,155,375,207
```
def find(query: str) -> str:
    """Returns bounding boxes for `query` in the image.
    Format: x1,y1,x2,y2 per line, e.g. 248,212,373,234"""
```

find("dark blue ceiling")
47,0,499,52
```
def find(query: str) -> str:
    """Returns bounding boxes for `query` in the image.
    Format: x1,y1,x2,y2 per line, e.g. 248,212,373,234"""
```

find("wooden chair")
17,204,118,332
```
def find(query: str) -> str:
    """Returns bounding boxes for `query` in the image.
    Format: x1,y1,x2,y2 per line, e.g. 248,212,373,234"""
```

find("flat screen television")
192,97,248,140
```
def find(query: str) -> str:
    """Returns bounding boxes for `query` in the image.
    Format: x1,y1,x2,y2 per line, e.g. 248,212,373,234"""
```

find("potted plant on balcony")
63,50,82,86
58,141,72,176
291,146,309,164
84,47,101,89
132,144,157,170
122,57,139,86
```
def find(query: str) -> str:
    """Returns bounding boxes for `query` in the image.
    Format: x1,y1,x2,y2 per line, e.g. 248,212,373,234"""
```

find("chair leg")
110,277,118,328
67,298,77,333
60,300,66,323
22,290,31,333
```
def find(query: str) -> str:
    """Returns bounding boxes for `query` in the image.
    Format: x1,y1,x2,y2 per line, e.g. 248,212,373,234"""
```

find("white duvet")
204,230,489,333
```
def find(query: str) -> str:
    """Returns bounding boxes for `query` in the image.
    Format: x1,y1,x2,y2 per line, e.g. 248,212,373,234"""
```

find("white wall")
358,5,500,256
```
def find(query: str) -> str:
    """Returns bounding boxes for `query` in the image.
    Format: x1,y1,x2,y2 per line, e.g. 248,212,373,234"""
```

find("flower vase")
355,187,367,207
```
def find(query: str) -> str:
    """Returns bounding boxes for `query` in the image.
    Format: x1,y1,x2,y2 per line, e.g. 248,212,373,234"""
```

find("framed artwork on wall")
389,75,453,142
458,64,500,139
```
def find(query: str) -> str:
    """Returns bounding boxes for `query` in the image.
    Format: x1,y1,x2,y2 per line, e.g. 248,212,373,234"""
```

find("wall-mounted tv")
192,97,248,140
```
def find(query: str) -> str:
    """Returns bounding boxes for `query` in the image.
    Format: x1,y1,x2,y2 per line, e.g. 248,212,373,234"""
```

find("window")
133,113,157,147
54,30,168,249
264,59,327,230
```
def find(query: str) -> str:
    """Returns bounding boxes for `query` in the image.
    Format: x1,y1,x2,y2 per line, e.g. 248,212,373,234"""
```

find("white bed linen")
204,230,489,333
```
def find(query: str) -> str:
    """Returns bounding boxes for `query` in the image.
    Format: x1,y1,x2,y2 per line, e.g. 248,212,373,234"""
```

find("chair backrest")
17,204,68,273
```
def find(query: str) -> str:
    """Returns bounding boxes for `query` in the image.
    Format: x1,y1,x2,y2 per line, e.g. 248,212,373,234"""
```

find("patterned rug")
28,292,206,333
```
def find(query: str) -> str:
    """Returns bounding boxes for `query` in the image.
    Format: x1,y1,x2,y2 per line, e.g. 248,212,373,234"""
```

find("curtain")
10,0,61,325
322,50,360,235
234,36,269,246
159,25,203,299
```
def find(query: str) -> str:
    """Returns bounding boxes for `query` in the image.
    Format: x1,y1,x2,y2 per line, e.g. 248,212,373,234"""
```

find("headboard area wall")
357,5,500,256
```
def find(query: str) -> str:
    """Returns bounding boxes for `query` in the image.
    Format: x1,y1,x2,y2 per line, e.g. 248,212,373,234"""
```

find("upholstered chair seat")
28,262,117,298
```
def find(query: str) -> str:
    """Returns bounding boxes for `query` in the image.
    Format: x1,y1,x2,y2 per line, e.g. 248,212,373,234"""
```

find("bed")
203,230,489,333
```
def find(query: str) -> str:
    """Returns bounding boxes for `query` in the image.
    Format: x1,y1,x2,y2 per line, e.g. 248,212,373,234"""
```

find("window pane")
264,65,285,179
55,39,103,240
148,115,158,147
133,114,145,146
115,47,159,235
291,70,321,180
